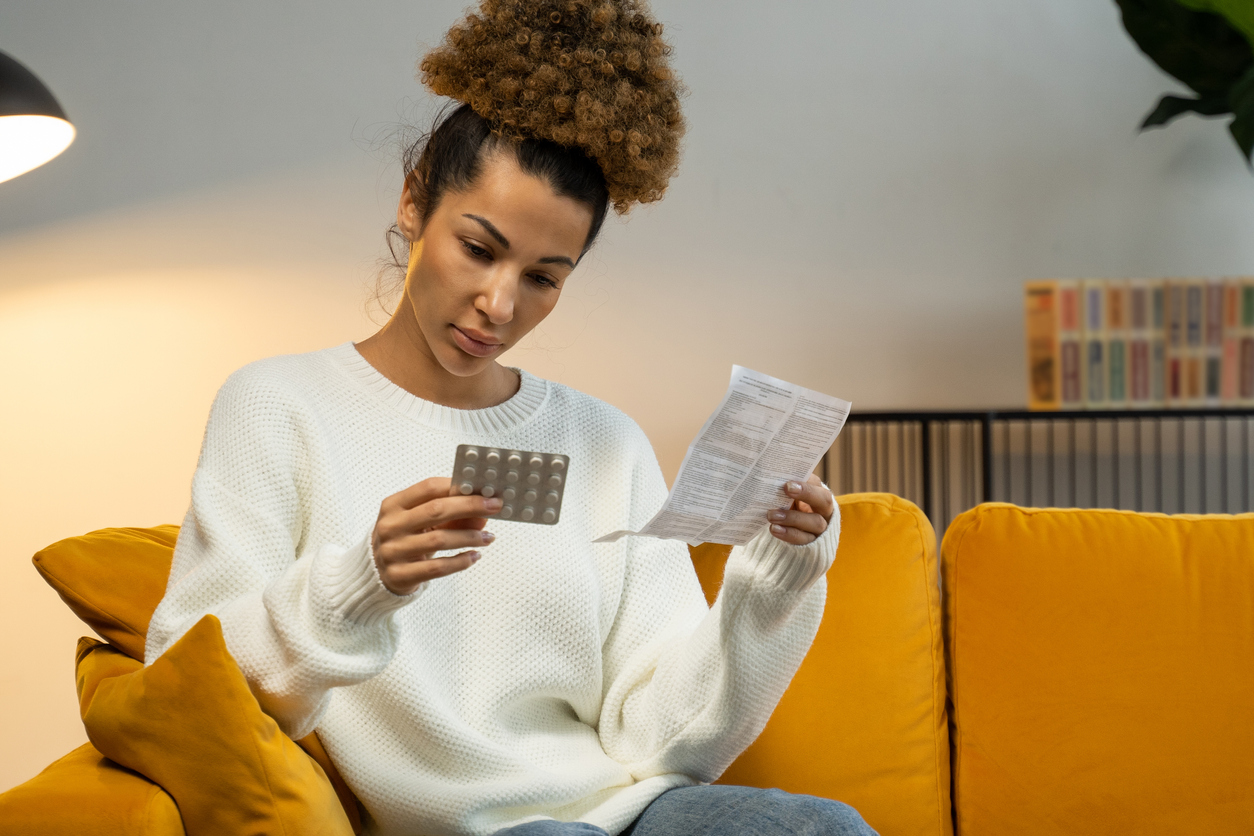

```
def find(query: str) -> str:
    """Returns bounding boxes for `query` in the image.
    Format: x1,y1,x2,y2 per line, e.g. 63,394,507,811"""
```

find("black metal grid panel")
821,409,1254,533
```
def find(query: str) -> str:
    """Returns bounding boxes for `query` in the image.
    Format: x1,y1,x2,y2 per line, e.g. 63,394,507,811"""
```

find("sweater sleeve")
596,430,838,782
144,366,419,740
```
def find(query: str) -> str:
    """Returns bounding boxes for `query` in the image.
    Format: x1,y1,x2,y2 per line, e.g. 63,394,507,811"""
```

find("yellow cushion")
32,524,364,831
77,615,355,836
33,524,180,661
690,493,952,836
941,504,1254,835
0,743,184,836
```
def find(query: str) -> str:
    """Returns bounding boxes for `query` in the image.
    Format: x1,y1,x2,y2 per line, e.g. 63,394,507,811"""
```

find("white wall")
2,0,1252,790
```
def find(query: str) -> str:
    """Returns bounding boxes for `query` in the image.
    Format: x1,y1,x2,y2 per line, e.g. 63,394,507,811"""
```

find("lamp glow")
0,115,75,184
0,51,75,184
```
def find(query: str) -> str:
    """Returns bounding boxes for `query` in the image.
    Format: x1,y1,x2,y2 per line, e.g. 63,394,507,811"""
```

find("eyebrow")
463,214,578,271
464,214,509,249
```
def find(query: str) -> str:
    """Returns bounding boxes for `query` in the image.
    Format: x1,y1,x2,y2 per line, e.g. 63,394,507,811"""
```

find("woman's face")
398,148,593,381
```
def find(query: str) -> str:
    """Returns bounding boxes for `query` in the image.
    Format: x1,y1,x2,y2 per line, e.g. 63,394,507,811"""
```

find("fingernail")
468,551,481,563
481,531,495,544
786,481,803,494
768,510,786,522
771,524,787,535
485,498,503,510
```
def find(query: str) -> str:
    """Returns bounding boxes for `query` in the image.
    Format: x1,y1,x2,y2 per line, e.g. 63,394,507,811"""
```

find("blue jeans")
491,785,879,835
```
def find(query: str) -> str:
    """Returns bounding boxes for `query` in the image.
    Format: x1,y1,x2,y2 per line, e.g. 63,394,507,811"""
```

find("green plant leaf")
1116,0,1253,95
1141,92,1231,127
1228,64,1254,161
1174,0,1254,49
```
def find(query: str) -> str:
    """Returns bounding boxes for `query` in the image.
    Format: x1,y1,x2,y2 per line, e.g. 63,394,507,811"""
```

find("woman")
146,1,876,834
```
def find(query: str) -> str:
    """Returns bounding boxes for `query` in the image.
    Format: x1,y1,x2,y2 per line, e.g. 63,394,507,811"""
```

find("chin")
439,349,498,378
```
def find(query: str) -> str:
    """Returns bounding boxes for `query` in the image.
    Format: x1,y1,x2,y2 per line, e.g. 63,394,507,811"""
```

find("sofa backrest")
32,496,953,835
691,492,952,836
942,503,1254,835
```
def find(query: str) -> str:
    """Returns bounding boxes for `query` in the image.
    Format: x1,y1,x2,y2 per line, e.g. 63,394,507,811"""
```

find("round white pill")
523,489,538,503
527,472,541,486
529,454,544,468
503,487,516,501
484,467,498,481
520,506,535,521
542,508,557,523
485,450,500,464
550,457,565,471
464,448,479,462
459,482,474,495
546,491,560,504
482,485,495,498
506,470,519,483
462,465,476,479
507,452,522,467
547,473,562,487
499,505,513,518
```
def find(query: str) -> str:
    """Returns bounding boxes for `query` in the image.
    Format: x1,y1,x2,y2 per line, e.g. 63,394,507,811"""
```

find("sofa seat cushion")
0,743,184,836
690,493,952,836
942,504,1254,835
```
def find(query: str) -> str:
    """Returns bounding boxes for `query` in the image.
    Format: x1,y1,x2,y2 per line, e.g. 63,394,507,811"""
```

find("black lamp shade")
0,50,75,183
0,51,68,120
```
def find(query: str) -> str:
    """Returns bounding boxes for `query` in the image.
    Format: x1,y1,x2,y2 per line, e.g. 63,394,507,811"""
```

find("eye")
530,273,560,290
461,240,491,259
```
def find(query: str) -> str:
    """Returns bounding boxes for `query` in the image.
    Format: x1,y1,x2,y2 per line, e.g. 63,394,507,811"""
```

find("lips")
452,326,504,358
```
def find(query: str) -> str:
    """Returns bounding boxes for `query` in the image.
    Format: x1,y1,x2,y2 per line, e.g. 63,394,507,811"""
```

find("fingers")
767,507,826,546
766,475,834,545
436,516,488,532
382,494,501,540
423,494,502,527
784,476,834,520
379,550,482,596
373,477,506,595
373,526,494,595
389,476,498,512
374,527,495,567
768,507,827,536
392,476,456,510
768,523,819,546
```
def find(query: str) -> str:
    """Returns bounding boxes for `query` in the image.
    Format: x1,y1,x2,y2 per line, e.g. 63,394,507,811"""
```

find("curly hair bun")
420,0,685,212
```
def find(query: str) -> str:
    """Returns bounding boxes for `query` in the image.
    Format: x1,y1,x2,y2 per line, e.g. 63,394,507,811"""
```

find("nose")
475,266,516,325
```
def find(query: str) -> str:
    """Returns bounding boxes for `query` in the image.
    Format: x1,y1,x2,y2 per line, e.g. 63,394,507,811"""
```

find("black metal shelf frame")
822,408,1254,532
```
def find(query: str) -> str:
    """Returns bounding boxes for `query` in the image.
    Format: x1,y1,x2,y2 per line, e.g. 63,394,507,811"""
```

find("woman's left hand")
767,473,834,546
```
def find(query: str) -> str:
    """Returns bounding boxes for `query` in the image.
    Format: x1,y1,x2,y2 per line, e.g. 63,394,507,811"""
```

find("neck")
355,294,519,410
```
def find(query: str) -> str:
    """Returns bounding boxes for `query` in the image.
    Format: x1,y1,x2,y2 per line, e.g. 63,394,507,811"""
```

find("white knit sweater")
145,341,839,836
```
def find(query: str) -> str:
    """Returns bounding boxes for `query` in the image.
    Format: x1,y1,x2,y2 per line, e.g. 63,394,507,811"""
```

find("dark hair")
379,102,611,307
420,0,685,213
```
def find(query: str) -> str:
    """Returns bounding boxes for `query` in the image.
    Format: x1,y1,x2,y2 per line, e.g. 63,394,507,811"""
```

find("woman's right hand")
372,477,501,595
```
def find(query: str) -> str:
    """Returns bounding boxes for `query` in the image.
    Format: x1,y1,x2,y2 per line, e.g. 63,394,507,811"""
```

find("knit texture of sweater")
144,341,840,836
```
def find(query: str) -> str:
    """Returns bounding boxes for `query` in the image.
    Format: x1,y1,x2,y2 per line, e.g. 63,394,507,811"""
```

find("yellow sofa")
2,495,1252,835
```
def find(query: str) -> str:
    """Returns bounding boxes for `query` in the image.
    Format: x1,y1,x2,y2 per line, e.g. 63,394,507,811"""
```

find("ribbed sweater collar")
325,341,548,436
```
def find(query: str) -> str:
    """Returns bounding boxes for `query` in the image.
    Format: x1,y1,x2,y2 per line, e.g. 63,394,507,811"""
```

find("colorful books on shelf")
1024,278,1254,410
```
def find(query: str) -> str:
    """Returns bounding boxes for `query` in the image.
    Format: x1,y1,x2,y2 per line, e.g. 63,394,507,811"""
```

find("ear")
396,174,423,242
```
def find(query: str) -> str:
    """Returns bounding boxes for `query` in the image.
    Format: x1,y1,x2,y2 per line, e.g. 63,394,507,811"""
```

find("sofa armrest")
0,743,184,836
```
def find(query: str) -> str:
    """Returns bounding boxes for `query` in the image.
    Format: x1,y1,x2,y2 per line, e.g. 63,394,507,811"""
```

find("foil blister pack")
451,444,570,524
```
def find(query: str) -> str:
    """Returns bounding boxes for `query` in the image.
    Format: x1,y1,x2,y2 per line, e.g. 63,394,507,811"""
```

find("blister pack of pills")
451,445,570,524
